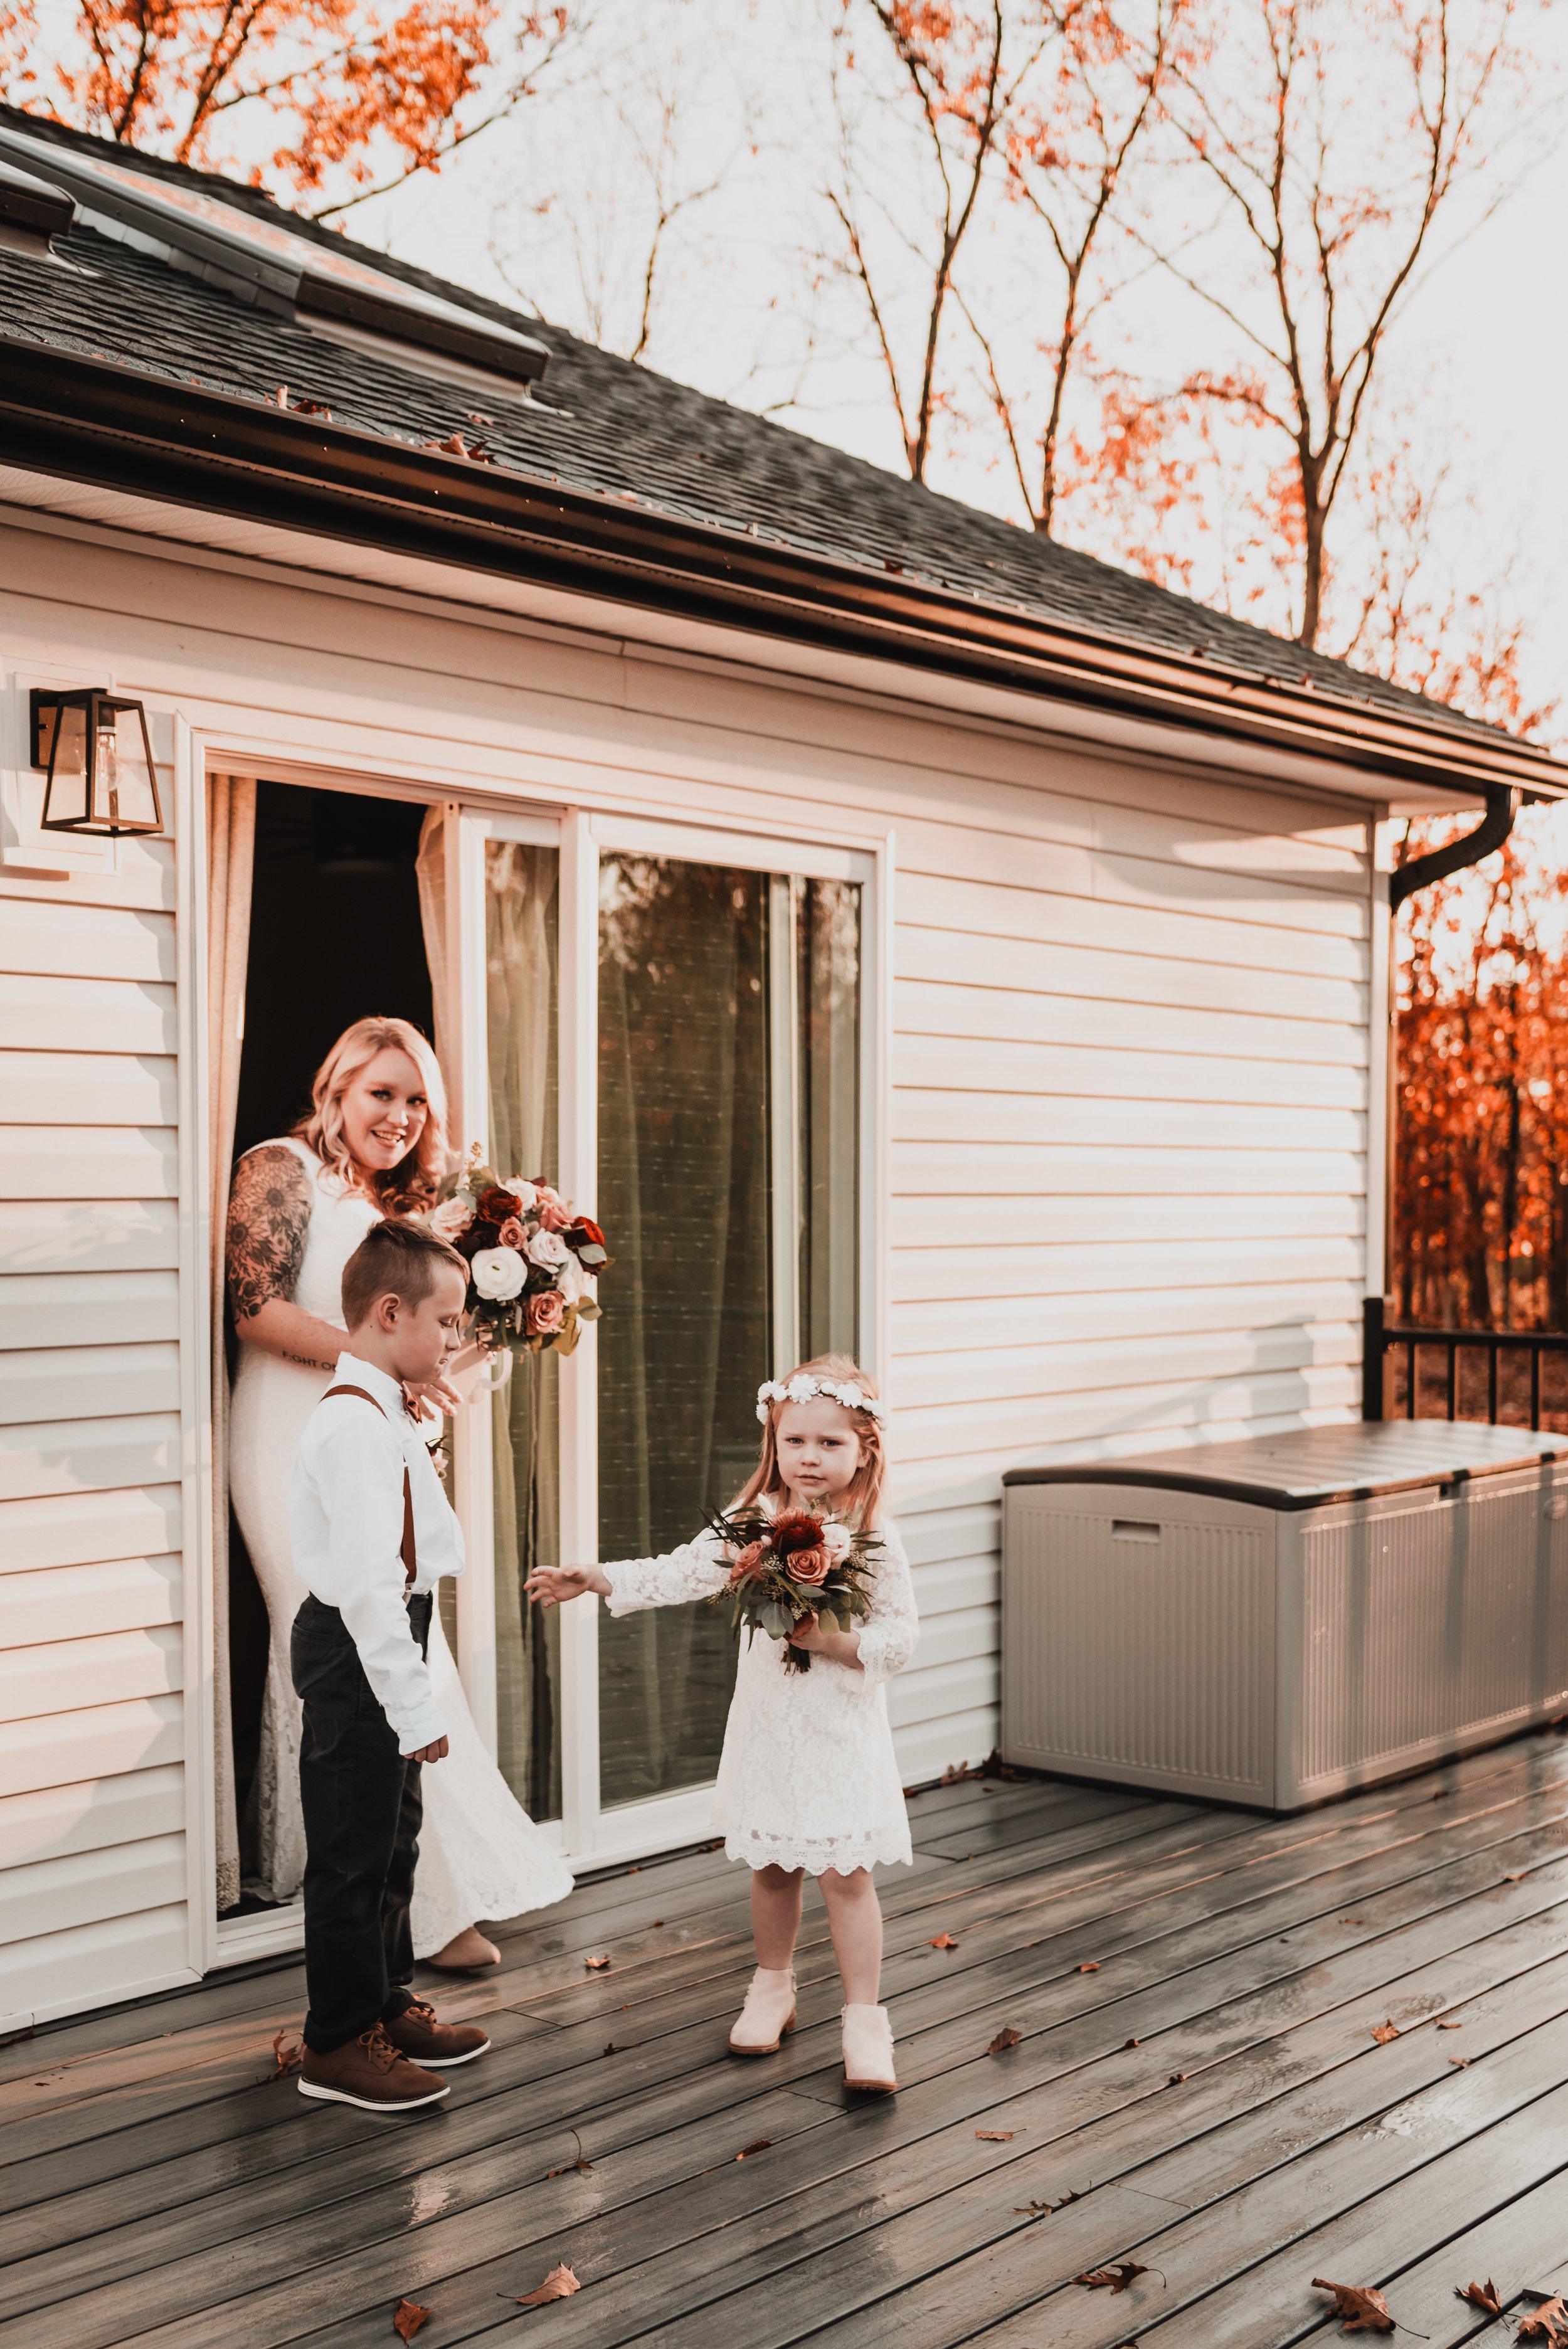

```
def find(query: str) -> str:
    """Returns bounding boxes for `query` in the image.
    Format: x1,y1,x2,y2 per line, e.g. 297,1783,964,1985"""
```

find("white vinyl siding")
0,836,191,2025
0,511,1378,1958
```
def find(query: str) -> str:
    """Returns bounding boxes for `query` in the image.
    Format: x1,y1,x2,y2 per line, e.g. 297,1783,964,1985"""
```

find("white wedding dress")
228,1137,573,1951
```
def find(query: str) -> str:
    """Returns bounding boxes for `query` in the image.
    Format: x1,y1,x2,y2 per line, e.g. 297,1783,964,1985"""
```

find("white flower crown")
756,1374,886,1424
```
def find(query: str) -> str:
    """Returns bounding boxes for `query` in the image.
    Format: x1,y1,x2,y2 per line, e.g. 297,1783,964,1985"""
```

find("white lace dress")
602,1509,918,1875
228,1137,573,1949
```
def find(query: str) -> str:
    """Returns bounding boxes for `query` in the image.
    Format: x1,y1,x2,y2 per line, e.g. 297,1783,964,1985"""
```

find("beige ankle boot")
842,2003,897,2092
729,1966,797,2055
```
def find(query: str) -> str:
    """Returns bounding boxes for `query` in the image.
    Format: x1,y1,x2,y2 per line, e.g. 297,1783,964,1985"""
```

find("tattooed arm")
226,1147,346,1376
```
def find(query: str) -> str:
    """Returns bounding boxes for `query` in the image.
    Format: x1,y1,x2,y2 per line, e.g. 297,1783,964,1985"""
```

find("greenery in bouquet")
422,1147,610,1358
704,1503,882,1674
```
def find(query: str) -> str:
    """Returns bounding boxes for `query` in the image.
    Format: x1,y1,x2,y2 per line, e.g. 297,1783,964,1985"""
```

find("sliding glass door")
595,852,862,1811
452,807,874,1857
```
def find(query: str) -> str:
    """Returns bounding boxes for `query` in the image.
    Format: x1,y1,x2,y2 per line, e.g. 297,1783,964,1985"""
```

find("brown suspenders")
322,1384,417,1589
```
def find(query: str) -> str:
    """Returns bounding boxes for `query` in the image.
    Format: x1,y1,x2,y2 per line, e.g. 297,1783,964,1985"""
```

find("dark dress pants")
291,1590,432,2053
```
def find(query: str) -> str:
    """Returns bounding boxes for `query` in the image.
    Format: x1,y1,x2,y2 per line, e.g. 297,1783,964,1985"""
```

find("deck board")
6,1737,1568,2348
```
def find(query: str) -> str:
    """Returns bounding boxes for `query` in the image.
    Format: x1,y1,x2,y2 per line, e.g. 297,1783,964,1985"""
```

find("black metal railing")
1363,1295,1568,1426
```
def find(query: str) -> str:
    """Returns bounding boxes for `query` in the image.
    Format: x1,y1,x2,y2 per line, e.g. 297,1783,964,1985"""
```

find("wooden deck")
7,1734,1568,2349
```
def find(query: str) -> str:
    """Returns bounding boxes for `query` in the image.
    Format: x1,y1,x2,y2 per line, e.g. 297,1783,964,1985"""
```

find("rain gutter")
1,337,1563,803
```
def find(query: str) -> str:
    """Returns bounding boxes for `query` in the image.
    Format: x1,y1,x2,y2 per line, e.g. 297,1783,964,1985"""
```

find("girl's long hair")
294,1016,447,1214
738,1352,887,1529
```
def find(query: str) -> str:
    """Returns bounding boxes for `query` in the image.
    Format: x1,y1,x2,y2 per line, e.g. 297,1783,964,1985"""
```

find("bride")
226,1014,572,1968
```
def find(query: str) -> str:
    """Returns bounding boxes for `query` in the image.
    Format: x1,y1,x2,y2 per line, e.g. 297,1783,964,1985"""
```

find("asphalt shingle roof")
0,106,1529,758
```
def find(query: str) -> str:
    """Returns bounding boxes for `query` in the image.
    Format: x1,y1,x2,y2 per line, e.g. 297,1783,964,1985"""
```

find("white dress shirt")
289,1351,465,1754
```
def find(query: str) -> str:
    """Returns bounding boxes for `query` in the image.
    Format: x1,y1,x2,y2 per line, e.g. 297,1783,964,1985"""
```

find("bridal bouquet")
421,1150,610,1359
704,1504,882,1674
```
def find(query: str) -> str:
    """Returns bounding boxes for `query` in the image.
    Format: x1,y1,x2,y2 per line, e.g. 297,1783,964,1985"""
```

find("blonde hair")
294,1016,447,1214
739,1352,887,1528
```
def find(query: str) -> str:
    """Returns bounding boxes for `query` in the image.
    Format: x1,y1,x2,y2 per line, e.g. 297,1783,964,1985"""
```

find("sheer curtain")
416,815,563,1816
208,773,255,1913
485,840,563,1818
596,856,770,1808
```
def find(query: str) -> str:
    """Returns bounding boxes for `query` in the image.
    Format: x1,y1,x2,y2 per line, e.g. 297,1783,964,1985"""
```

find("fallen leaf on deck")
1311,2277,1395,2331
1437,2020,1462,2030
1123,2037,1140,2049
269,2031,304,2080
736,2140,771,2160
1340,1917,1364,1926
652,1919,664,1927
516,2263,581,2306
988,2027,1022,2054
976,2128,1016,2141
1448,2056,1471,2069
1370,2020,1401,2045
1077,1962,1101,1974
393,2301,431,2340
1503,1870,1528,1882
1517,2298,1568,2343
546,2158,593,2178
1168,2072,1188,2084
1057,2187,1081,2203
1072,2262,1147,2294
603,2042,617,2055
585,1954,611,1970
1014,2200,1052,2217
1454,2279,1502,2316
930,1933,960,1950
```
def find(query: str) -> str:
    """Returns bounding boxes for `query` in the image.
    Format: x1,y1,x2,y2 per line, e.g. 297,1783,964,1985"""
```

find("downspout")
1365,782,1522,1416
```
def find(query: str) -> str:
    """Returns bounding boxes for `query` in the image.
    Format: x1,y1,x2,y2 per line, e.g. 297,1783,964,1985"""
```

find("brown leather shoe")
298,2022,450,2111
383,1995,491,2069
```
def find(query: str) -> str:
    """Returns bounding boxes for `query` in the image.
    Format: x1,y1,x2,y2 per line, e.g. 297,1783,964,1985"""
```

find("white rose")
471,1246,526,1300
555,1257,583,1305
504,1179,539,1211
430,1196,475,1241
822,1521,852,1563
527,1228,569,1269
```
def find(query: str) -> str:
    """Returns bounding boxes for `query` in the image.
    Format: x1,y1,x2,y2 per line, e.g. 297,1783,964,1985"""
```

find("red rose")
566,1218,607,1254
477,1186,522,1219
771,1511,825,1556
784,1542,830,1586
728,1539,768,1586
526,1289,565,1335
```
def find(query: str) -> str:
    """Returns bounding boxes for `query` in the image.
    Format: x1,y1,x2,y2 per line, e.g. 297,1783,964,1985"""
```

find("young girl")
527,1354,918,2092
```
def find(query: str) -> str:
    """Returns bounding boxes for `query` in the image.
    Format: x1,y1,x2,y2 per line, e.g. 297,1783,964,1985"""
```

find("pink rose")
496,1216,524,1249
526,1288,566,1336
785,1542,830,1588
538,1197,572,1231
728,1539,768,1586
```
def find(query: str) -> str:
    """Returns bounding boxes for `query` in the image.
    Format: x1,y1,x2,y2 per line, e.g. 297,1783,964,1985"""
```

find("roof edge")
1,336,1562,800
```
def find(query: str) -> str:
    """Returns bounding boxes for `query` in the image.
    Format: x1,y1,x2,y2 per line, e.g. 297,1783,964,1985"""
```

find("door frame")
188,735,894,1966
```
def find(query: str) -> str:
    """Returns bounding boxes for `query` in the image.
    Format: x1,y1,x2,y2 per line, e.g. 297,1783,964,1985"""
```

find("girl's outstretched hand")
526,1564,612,1608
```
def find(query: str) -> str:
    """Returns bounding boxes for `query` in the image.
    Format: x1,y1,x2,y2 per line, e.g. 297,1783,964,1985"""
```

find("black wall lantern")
30,688,164,837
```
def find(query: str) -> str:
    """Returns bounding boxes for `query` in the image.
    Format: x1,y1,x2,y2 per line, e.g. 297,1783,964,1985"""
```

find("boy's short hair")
341,1218,469,1330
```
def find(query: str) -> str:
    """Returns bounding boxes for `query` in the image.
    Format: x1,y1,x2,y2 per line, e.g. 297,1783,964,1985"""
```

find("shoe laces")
401,1998,437,2027
358,2023,401,2071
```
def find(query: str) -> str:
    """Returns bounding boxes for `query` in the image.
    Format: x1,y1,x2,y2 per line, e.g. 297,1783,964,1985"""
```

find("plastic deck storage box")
1001,1422,1568,1811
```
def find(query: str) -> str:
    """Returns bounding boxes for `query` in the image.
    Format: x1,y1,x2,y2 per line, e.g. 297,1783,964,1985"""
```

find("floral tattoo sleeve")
226,1147,311,1324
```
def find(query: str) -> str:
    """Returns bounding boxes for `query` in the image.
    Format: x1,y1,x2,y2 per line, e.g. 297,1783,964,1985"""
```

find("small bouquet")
420,1147,610,1361
704,1503,882,1674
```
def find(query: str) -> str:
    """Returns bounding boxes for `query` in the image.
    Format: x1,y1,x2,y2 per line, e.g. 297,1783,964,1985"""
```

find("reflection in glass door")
595,854,862,1810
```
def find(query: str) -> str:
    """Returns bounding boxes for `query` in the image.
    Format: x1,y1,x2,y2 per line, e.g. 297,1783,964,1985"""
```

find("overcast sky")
332,0,1568,750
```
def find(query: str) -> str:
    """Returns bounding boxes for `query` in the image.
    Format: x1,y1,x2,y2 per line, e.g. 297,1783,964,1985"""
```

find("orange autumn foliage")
1396,812,1568,1334
0,0,571,214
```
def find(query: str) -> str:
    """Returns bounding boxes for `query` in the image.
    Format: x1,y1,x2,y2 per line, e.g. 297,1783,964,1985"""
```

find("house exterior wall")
0,511,1375,2021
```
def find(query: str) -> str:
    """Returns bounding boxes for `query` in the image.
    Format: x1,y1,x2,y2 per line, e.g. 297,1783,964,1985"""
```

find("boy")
289,1216,489,2111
